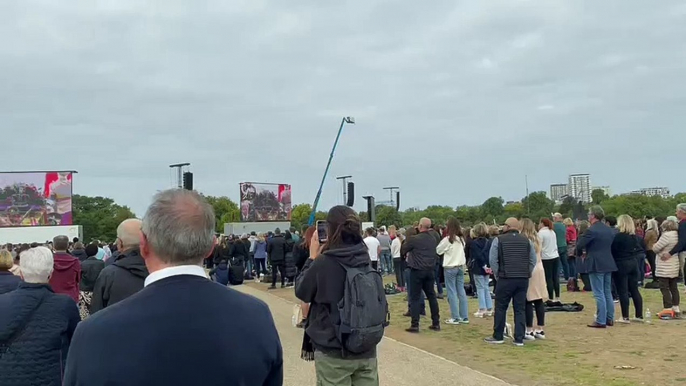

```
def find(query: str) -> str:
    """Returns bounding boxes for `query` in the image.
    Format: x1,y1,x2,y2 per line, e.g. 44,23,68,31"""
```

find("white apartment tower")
569,174,591,203
550,184,569,203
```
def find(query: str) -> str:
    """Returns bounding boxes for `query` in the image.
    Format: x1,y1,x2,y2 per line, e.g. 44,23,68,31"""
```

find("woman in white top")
538,218,560,301
436,217,469,325
390,228,405,290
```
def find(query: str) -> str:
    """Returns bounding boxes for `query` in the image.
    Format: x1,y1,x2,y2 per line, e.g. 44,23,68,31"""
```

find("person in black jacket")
267,228,287,289
611,215,645,323
63,189,282,386
292,226,314,328
0,246,80,386
90,219,149,314
78,243,105,319
284,231,297,287
470,223,494,317
401,217,441,333
295,205,379,384
71,242,88,262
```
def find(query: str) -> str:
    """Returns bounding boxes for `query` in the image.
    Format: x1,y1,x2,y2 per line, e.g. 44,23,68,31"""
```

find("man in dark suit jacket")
576,205,618,328
63,189,283,386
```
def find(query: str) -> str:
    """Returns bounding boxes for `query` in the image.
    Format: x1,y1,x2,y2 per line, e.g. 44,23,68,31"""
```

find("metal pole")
525,175,530,215
308,118,349,225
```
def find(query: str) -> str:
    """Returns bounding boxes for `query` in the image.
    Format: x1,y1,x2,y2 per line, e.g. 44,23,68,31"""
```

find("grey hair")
588,205,605,221
141,189,216,266
20,246,54,283
677,203,686,214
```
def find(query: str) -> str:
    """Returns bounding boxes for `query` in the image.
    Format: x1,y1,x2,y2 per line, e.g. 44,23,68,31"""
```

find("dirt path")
234,284,513,386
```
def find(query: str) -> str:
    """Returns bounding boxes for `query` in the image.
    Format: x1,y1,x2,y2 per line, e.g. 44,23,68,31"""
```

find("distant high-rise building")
550,184,569,203
629,187,670,199
592,186,612,197
568,174,591,203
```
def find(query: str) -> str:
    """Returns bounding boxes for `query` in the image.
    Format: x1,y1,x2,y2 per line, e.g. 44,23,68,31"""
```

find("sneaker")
429,324,441,331
534,331,546,340
613,299,620,303
445,318,461,325
460,319,470,324
267,285,276,290
484,337,504,345
524,332,536,341
631,317,645,323
406,326,420,333
617,318,630,324
473,311,485,318
587,322,606,328
513,341,524,347
485,310,494,317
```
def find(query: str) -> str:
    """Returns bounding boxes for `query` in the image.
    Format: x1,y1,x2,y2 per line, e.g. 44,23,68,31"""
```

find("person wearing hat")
485,218,537,346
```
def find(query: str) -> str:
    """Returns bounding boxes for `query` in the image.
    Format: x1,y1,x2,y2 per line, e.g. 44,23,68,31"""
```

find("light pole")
383,186,400,208
337,175,353,205
308,117,355,225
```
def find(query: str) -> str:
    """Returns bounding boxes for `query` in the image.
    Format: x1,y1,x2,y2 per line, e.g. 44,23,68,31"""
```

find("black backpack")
336,262,389,355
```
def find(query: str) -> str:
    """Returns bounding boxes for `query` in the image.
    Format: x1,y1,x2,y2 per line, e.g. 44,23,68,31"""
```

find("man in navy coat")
63,189,283,386
576,205,618,328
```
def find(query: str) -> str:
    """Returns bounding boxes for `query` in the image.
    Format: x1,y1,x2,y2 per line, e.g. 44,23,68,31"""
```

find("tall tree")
203,195,240,233
557,196,577,218
591,189,610,205
72,195,136,242
375,206,402,227
481,197,505,218
522,191,554,220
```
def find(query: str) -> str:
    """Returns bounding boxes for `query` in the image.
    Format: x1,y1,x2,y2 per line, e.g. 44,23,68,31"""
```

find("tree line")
72,189,686,242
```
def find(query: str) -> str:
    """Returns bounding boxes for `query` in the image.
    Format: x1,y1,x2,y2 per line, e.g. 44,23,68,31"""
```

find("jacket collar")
17,282,53,292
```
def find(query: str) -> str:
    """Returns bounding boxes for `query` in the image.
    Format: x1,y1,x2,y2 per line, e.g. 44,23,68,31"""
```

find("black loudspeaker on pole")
363,196,376,223
346,182,355,207
396,191,400,211
183,172,194,190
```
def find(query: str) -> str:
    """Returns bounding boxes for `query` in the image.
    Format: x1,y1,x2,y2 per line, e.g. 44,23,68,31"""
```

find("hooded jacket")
210,260,230,285
295,243,375,359
0,282,80,385
71,248,88,262
49,252,81,303
90,248,149,314
80,256,105,292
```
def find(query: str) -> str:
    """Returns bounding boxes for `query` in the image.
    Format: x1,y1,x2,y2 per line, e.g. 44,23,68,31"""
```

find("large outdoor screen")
0,172,73,227
239,182,292,222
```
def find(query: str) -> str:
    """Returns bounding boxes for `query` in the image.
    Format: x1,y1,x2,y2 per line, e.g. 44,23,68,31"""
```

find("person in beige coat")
652,220,680,318
521,218,547,340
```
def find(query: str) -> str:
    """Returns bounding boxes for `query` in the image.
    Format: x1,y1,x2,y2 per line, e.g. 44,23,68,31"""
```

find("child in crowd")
210,259,230,286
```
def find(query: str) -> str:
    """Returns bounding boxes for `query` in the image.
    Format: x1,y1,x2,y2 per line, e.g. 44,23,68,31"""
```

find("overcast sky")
2,1,685,216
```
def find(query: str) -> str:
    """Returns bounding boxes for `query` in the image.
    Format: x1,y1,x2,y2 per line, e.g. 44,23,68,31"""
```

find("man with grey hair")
665,203,686,280
90,218,149,314
64,189,283,386
0,246,80,385
401,217,441,333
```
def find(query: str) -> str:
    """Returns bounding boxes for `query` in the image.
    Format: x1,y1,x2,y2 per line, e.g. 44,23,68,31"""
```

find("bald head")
419,217,432,231
504,217,521,231
117,218,142,250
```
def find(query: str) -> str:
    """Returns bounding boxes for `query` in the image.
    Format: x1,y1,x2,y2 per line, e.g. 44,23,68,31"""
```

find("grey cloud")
1,1,684,217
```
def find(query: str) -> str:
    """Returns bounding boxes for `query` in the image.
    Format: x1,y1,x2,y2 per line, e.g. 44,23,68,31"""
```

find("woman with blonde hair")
469,223,493,317
0,249,21,294
644,218,659,287
611,215,645,323
521,218,547,340
653,220,680,318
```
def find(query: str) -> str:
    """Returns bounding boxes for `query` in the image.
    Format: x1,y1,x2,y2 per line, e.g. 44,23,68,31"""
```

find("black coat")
0,282,80,386
90,249,149,314
71,249,88,262
292,243,310,271
0,271,21,294
232,240,249,262
80,256,105,292
63,275,283,386
267,234,287,263
469,237,491,276
284,240,296,278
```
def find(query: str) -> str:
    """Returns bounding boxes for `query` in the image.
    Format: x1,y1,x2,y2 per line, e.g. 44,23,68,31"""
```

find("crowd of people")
1,193,685,385
0,189,282,386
